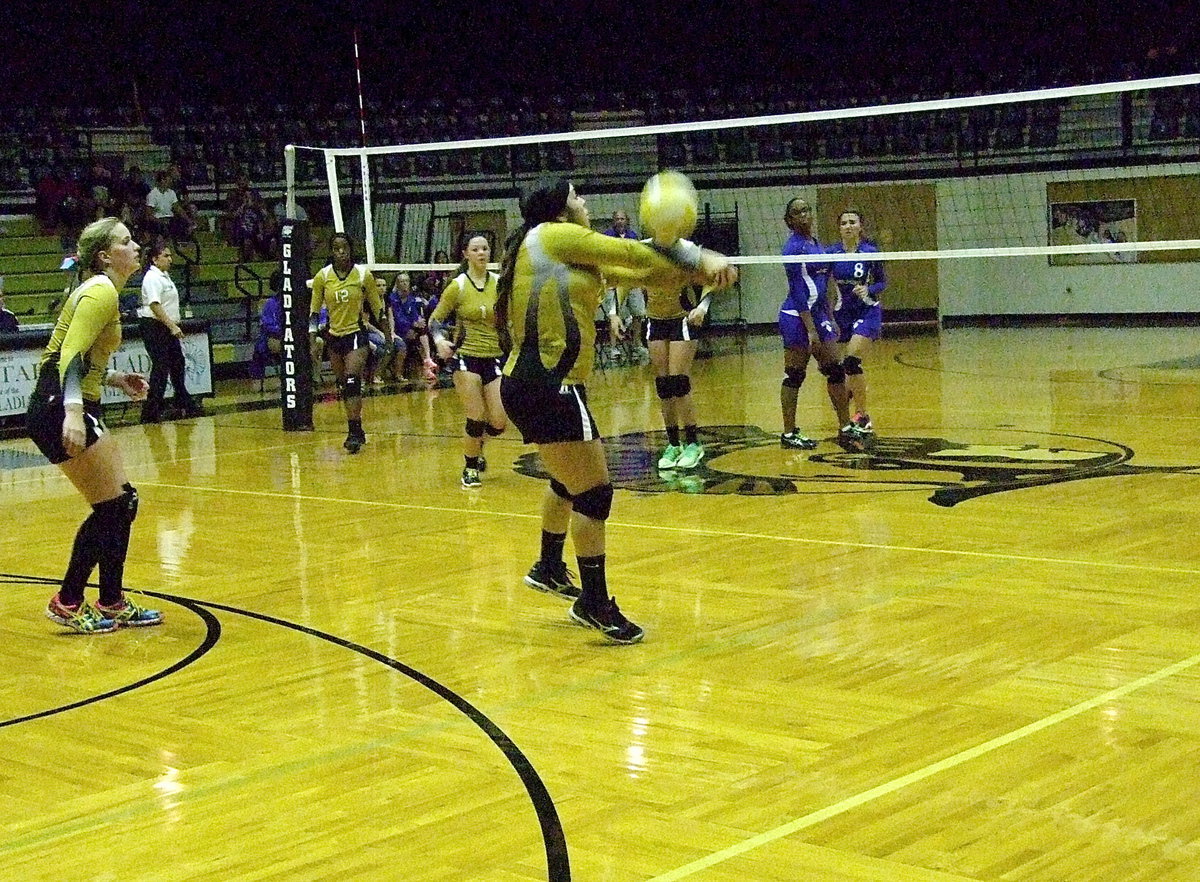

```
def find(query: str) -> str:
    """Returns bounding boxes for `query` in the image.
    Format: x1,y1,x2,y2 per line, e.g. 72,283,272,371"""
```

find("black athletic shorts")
451,353,503,385
327,330,368,357
500,375,600,445
27,393,106,465
646,316,697,343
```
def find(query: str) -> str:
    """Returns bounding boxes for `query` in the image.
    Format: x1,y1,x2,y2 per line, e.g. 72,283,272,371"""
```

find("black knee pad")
465,418,486,438
667,374,691,397
341,375,361,399
843,355,863,376
549,478,573,501
485,423,505,437
819,361,846,384
573,483,614,521
782,367,806,389
654,376,674,400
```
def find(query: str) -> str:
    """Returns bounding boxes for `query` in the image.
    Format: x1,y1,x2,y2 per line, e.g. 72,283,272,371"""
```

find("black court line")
0,579,221,729
2,577,570,880
139,589,571,882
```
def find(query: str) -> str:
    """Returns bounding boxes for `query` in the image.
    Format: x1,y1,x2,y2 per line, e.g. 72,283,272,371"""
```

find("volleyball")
639,170,698,246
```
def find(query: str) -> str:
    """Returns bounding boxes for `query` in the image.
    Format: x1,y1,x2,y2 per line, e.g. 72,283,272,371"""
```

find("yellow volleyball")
639,170,698,246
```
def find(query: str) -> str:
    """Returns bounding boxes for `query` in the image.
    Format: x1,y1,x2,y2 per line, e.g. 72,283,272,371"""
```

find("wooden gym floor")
3,325,1200,881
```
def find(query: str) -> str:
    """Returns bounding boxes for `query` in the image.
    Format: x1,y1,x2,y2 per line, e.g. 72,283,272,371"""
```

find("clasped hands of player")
608,270,733,344
61,371,148,457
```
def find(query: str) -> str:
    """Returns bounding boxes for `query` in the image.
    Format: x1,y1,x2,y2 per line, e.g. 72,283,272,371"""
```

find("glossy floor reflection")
3,326,1200,881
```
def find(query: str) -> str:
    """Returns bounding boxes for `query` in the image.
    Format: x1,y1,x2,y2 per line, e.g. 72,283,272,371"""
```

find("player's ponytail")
496,178,570,334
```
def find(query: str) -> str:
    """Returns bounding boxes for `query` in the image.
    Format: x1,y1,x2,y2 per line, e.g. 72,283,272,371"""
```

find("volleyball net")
284,72,1200,321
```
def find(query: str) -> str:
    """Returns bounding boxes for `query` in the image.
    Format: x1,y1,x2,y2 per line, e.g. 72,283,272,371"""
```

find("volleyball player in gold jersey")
429,233,508,488
615,273,713,470
497,178,736,644
26,218,163,632
309,232,390,454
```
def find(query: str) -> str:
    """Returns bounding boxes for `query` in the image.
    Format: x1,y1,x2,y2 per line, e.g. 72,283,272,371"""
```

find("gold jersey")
310,263,384,337
39,274,122,402
503,223,697,386
430,271,503,358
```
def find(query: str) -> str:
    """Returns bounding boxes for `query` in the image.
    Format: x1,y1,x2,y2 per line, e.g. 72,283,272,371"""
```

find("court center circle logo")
512,424,1192,506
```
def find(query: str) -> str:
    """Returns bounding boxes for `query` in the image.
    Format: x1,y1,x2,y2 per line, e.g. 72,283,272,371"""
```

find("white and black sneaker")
780,430,818,450
524,560,580,599
568,596,645,644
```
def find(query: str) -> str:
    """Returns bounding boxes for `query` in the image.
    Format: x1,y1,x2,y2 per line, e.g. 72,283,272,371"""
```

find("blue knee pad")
573,482,614,521
842,355,864,376
655,376,673,400
549,478,573,501
820,361,846,384
465,418,486,438
782,367,806,389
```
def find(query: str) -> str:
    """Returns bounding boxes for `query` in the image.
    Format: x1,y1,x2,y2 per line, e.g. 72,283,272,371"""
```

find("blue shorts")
779,308,837,349
835,304,882,342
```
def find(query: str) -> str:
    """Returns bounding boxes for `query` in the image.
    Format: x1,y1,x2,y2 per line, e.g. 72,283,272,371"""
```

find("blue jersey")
388,292,425,337
781,232,828,314
826,241,886,312
603,226,639,240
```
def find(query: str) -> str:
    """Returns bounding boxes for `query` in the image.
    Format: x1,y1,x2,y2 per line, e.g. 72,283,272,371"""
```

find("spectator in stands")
0,281,18,333
603,210,648,359
34,166,67,233
251,284,284,380
146,170,194,240
384,272,436,384
231,188,274,262
137,238,202,422
427,248,451,293
221,172,254,237
112,166,150,216
86,159,114,221
166,164,200,236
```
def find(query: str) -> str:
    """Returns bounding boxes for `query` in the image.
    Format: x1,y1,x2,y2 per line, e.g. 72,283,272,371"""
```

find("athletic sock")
540,530,567,566
577,554,608,606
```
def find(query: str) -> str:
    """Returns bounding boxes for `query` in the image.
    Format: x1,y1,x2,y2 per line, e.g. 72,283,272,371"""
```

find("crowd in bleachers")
4,49,1199,203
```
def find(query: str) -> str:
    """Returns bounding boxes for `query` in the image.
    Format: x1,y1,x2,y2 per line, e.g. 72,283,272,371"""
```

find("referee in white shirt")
138,238,200,422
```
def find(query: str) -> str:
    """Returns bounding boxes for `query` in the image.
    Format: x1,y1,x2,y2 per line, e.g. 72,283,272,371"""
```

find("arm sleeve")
309,268,325,317
58,286,118,402
546,226,698,284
